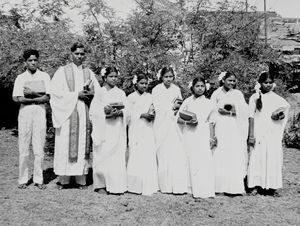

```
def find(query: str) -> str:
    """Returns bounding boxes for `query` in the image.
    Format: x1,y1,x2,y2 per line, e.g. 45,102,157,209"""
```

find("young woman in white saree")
210,71,248,195
126,74,159,196
247,71,290,197
177,77,216,199
152,67,189,194
89,67,127,195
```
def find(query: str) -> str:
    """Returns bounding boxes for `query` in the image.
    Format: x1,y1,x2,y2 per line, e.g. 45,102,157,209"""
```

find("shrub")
284,112,300,149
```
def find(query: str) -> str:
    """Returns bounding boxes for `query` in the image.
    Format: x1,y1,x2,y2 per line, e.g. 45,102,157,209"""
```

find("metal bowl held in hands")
109,102,125,110
179,110,197,121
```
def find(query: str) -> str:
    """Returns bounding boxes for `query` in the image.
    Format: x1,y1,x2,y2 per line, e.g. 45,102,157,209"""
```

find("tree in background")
0,0,291,128
0,0,76,128
179,0,279,99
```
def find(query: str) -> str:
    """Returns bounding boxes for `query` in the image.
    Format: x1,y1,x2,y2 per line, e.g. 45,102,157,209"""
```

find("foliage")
284,112,300,149
180,0,281,100
0,0,295,128
0,0,76,128
81,0,184,94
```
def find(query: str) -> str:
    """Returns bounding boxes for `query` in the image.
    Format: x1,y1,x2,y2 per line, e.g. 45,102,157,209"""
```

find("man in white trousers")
12,49,50,189
50,42,100,189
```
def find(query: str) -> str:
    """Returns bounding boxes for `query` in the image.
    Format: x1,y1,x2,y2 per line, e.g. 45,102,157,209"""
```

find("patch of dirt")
0,130,299,226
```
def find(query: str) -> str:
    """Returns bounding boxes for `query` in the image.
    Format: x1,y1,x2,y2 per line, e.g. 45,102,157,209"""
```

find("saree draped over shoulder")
90,86,127,193
126,91,159,195
247,91,290,189
210,87,248,194
152,83,189,194
179,96,216,198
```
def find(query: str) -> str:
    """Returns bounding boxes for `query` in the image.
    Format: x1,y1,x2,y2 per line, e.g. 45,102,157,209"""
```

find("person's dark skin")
71,47,95,105
14,54,48,190
13,55,49,105
218,75,237,117
177,80,217,150
247,77,284,197
103,72,123,119
248,78,284,148
135,78,155,122
161,71,174,89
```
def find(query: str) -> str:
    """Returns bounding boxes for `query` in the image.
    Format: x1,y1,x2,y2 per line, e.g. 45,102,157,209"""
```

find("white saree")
247,91,290,189
90,86,127,193
210,87,248,194
126,91,159,195
179,96,216,198
152,83,189,194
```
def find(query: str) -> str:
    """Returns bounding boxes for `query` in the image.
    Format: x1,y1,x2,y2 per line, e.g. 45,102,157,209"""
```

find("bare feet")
34,183,46,189
248,188,258,196
95,188,107,194
78,185,88,190
17,184,27,189
57,184,67,190
194,197,203,202
267,189,280,197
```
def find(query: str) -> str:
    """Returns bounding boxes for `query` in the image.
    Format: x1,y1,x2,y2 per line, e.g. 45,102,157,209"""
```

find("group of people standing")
13,42,290,199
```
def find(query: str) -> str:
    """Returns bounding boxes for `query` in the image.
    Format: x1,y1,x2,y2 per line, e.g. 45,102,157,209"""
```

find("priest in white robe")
50,42,100,189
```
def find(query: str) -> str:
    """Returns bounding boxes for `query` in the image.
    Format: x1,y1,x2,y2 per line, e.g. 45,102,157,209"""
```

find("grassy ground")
0,129,299,226
1,94,299,226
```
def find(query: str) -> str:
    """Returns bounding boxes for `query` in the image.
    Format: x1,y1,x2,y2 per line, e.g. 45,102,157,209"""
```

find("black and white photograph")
0,0,299,225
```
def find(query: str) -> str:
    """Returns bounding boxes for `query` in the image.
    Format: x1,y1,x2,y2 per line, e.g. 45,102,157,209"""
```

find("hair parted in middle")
159,66,175,83
255,71,275,111
190,77,207,96
103,66,119,77
135,73,148,83
219,71,236,87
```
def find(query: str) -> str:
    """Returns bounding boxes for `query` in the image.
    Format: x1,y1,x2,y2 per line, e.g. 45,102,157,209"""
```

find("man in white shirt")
50,42,100,189
12,49,50,189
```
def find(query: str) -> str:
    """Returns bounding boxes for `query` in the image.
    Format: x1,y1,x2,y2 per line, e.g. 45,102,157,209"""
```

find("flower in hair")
132,75,137,84
254,82,261,93
218,71,227,81
205,81,210,90
100,67,107,76
156,69,162,80
188,81,193,89
172,66,177,78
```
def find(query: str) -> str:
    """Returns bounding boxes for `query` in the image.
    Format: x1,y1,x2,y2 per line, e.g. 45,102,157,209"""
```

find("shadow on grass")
42,167,93,186
43,168,57,184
